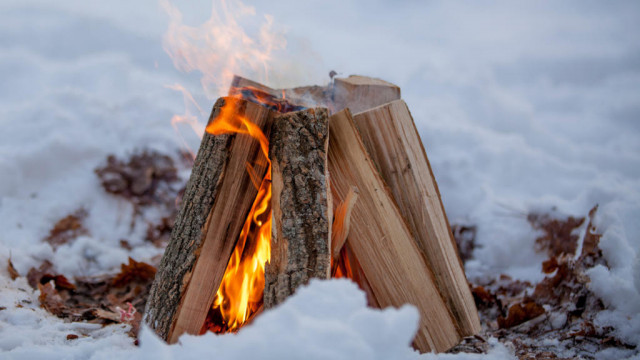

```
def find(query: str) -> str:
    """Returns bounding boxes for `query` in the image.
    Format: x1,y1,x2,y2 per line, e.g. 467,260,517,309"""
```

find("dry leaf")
45,209,89,248
27,260,53,288
112,258,157,288
541,257,558,274
38,282,66,317
497,301,545,328
528,212,584,257
41,274,76,291
95,151,179,207
7,258,19,280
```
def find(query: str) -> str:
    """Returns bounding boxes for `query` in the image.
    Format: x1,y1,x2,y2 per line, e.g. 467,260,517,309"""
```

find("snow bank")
112,280,424,360
0,278,513,360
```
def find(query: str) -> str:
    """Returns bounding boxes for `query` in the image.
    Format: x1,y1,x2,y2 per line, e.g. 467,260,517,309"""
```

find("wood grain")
353,100,481,337
328,108,459,353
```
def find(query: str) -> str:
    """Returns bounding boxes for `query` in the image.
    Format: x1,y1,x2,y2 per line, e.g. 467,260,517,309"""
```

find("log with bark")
144,97,275,343
265,107,332,308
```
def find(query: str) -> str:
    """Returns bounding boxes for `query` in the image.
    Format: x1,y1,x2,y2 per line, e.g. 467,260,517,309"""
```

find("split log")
352,100,481,337
144,97,274,343
333,75,401,114
265,108,331,308
328,109,460,353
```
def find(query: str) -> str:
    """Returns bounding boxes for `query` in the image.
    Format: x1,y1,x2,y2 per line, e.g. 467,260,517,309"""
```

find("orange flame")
204,96,272,333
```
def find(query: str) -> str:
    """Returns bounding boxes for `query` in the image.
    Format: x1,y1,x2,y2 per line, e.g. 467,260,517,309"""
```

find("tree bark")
144,97,274,343
264,108,331,308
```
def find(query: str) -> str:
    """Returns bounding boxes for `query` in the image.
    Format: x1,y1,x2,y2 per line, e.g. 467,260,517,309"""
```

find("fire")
161,0,286,156
203,96,272,333
160,0,289,334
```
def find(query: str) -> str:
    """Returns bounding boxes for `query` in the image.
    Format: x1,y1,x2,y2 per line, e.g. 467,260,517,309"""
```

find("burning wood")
144,75,480,353
144,97,274,342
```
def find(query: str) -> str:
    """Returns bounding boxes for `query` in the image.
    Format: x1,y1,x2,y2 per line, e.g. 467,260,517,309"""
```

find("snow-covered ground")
1,0,639,358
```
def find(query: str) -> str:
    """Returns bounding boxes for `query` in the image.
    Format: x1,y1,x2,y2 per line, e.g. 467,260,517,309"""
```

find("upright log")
353,100,481,337
265,108,331,308
144,98,274,343
328,109,460,353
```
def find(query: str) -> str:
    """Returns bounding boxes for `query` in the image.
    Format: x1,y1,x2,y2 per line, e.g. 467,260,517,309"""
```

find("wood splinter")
331,186,359,260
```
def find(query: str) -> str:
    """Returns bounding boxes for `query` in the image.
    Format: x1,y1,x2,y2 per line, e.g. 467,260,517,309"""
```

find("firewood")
264,108,331,308
352,99,481,337
144,97,275,343
333,75,401,114
328,109,460,353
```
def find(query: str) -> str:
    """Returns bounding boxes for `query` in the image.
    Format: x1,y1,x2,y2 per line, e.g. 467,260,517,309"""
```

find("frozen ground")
0,0,639,359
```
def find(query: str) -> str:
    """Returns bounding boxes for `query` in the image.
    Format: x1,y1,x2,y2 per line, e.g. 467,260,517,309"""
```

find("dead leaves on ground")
94,150,185,248
112,257,156,288
94,150,180,208
497,301,546,329
25,257,156,339
451,205,635,359
528,211,584,258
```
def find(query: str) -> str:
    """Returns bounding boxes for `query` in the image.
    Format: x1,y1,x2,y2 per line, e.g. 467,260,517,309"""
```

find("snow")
1,0,639,358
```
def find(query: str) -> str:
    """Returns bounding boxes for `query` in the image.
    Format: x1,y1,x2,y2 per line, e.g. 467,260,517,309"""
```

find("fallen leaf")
112,258,157,288
38,282,66,317
27,260,53,288
66,334,79,340
120,239,133,251
497,301,545,328
528,212,584,257
471,286,496,309
45,209,89,248
41,274,76,291
7,258,19,280
95,151,179,207
541,257,558,274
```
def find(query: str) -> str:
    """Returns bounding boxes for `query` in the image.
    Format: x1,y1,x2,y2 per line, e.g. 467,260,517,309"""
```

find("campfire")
144,75,481,353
